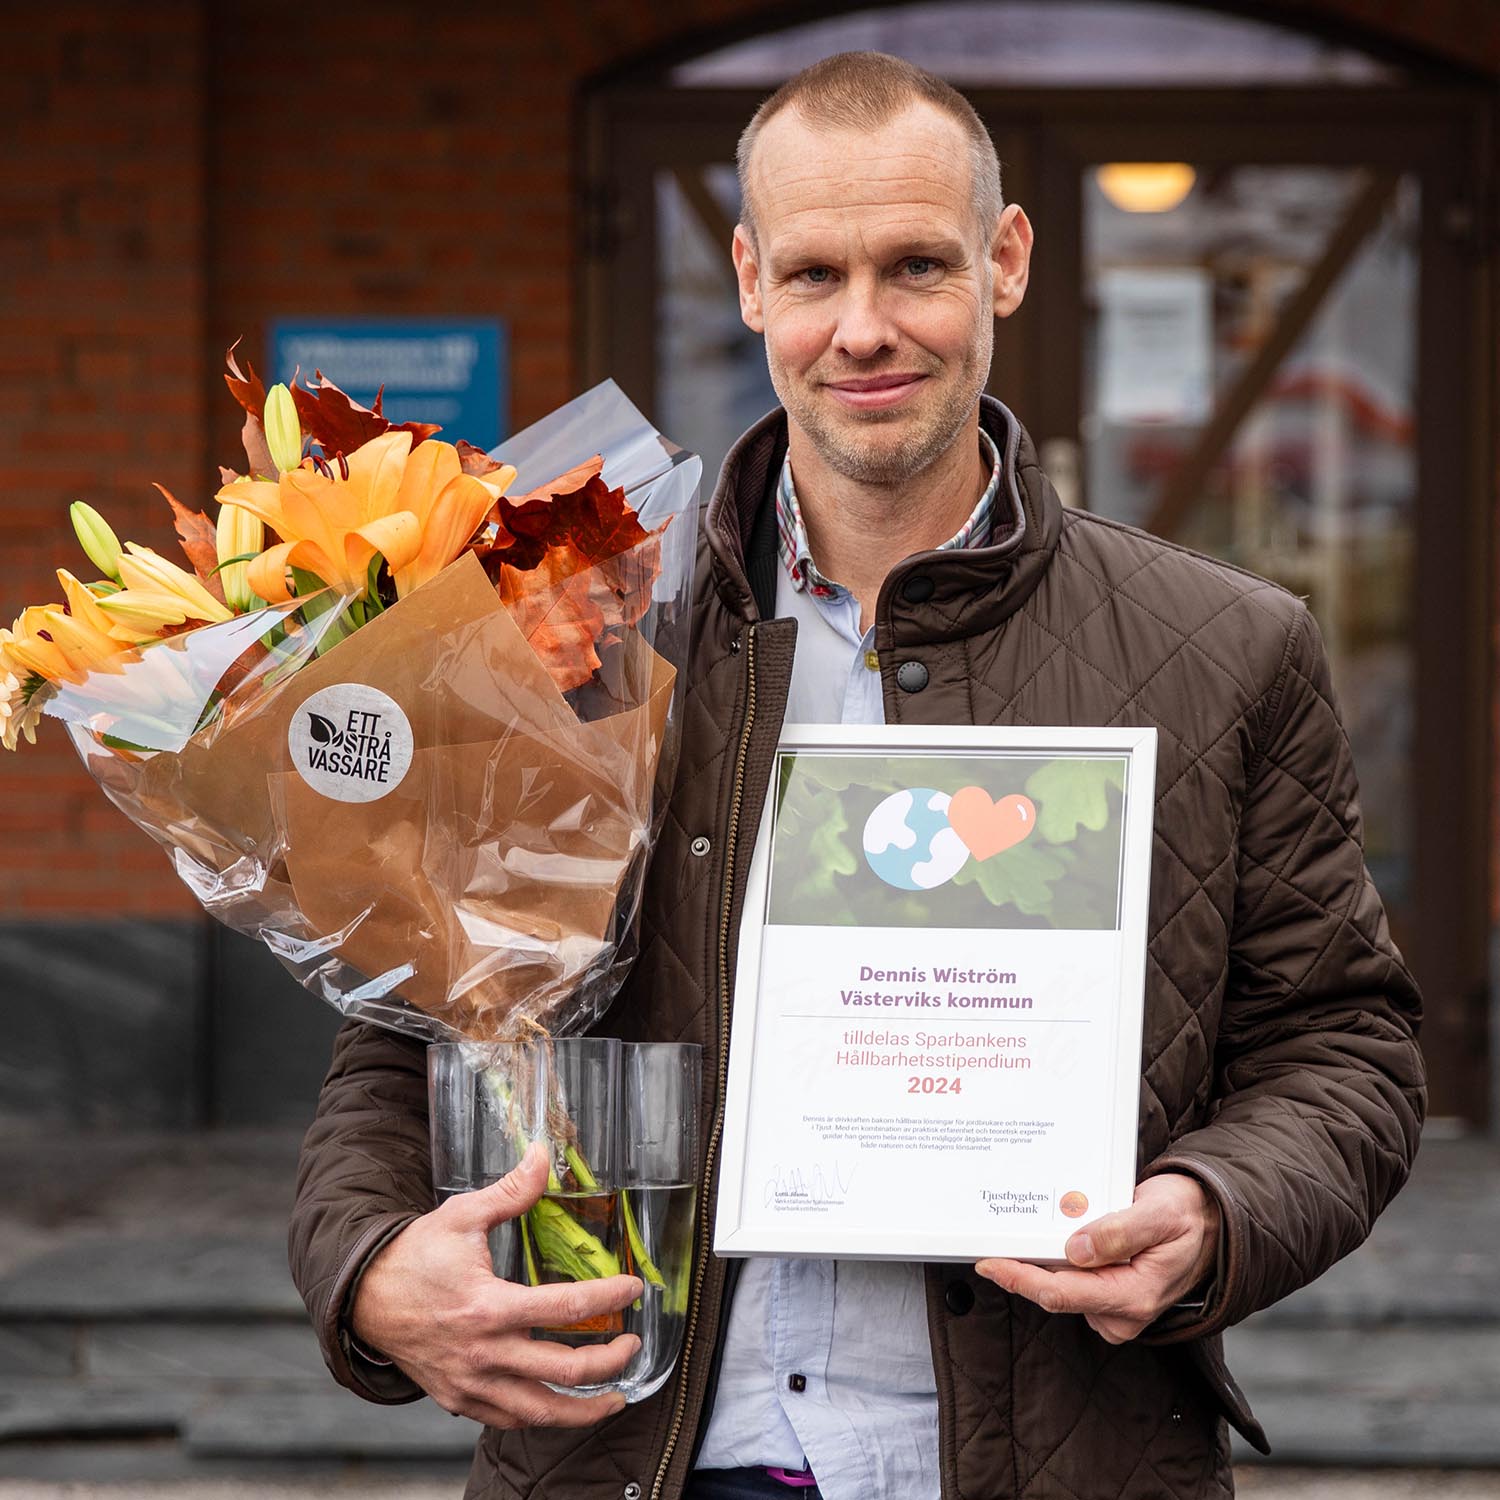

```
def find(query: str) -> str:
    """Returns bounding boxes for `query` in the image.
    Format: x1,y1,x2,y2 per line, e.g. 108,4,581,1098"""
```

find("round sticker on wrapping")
289,683,414,803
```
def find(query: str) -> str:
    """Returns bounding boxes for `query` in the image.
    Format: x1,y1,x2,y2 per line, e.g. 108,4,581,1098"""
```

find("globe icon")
862,788,971,891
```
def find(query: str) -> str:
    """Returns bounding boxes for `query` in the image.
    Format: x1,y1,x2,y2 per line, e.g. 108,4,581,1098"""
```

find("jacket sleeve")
288,1017,432,1403
1142,602,1425,1341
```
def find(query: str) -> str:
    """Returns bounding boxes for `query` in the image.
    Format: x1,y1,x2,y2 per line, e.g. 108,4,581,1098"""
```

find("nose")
833,274,898,361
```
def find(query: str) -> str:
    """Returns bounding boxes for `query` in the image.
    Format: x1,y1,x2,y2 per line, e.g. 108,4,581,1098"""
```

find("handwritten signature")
763,1158,857,1207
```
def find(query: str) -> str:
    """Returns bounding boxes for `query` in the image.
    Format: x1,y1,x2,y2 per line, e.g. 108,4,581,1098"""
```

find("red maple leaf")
223,340,266,417
290,371,442,456
497,544,609,693
482,470,655,576
493,523,664,694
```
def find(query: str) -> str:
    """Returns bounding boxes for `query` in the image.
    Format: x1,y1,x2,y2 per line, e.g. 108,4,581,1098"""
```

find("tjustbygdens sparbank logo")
289,683,414,804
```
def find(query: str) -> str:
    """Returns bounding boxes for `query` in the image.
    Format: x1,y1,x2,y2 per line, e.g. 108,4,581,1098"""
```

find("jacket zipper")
650,627,758,1500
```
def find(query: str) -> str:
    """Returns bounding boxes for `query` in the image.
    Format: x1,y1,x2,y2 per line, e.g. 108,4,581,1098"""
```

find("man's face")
733,101,1026,487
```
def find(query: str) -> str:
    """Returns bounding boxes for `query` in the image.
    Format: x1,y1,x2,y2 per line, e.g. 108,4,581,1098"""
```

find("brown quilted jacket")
289,398,1425,1500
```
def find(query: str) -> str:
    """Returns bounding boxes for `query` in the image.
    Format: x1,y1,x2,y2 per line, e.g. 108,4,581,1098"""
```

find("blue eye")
905,258,938,277
803,267,831,284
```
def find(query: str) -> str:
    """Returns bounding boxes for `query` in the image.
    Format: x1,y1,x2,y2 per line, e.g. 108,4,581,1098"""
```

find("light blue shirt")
695,437,1006,1497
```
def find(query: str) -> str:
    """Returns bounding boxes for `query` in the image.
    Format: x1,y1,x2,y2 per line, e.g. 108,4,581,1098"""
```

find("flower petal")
213,478,288,535
345,430,413,524
394,475,494,597
246,540,299,604
351,510,422,575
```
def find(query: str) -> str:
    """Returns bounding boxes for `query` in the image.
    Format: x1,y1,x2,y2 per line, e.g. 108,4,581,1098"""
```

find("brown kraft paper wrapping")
135,552,675,1039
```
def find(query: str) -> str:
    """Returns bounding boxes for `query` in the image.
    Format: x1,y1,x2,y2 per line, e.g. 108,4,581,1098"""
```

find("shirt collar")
776,428,1003,599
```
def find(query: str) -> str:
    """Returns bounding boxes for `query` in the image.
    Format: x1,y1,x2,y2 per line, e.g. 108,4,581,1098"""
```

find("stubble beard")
766,317,995,489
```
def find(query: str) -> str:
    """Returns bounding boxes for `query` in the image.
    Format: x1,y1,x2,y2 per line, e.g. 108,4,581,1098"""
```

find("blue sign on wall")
268,319,507,452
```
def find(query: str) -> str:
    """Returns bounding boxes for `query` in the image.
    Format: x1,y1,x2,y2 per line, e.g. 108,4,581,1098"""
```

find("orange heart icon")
948,788,1036,861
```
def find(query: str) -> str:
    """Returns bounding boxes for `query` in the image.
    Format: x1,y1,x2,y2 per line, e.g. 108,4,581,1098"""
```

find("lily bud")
215,504,265,612
263,384,303,474
70,502,122,581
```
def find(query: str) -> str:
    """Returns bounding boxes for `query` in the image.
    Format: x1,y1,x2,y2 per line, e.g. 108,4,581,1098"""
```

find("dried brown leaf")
153,483,227,605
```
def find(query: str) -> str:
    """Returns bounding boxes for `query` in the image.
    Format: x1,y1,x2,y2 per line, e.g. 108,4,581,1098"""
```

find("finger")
495,1331,641,1389
1065,1200,1174,1269
451,1374,627,1430
1085,1313,1147,1346
514,1273,646,1330
975,1258,1135,1318
443,1143,550,1233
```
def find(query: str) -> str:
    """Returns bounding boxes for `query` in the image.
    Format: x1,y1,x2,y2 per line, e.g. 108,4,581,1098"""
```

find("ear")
732,223,765,334
991,204,1033,320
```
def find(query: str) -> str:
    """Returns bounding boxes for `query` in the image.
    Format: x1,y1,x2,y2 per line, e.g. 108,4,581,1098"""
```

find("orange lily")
2,602,126,685
216,431,424,604
389,441,516,598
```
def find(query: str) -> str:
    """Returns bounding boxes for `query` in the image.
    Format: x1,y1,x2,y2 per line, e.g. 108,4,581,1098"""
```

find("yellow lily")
115,543,234,624
216,503,265,612
263,384,303,474
217,430,423,603
70,502,122,581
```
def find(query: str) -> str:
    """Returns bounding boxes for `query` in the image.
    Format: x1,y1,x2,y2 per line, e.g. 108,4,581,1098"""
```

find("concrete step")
1226,1321,1500,1465
0,1235,302,1322
185,1389,480,1459
0,1377,480,1458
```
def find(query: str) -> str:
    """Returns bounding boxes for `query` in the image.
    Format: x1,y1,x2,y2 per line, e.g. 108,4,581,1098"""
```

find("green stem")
519,1210,540,1287
621,1188,665,1289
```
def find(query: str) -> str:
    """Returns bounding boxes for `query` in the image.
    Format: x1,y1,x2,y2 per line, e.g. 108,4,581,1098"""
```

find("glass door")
1028,96,1490,1120
587,83,1492,1121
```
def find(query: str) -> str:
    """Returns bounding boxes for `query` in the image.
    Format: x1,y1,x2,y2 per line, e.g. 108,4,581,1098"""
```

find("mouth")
823,373,929,410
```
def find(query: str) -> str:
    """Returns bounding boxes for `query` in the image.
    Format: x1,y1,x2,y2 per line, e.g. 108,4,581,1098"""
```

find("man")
290,52,1424,1500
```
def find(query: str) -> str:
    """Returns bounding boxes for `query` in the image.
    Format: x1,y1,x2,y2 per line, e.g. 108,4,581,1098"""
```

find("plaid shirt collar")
776,428,1003,599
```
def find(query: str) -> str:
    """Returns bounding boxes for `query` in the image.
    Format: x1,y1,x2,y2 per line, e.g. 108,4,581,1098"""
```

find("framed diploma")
715,724,1157,1263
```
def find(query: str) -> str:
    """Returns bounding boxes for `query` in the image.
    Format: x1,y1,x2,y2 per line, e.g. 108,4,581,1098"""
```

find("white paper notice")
715,727,1157,1264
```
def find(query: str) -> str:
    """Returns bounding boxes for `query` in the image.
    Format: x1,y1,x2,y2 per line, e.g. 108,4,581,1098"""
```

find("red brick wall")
0,0,1495,919
1,3,206,915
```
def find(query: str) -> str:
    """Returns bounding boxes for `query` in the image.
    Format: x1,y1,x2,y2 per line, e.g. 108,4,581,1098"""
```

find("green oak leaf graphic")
1024,758,1126,845
951,838,1071,918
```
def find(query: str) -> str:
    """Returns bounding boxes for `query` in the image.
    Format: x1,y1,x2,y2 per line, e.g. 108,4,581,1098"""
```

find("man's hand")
350,1142,644,1427
974,1173,1219,1345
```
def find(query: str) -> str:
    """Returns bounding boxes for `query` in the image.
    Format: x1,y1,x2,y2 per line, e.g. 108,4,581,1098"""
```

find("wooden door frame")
581,81,1497,1122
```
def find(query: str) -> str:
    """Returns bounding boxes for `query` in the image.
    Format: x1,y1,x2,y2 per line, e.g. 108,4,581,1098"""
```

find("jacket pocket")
1185,1337,1269,1454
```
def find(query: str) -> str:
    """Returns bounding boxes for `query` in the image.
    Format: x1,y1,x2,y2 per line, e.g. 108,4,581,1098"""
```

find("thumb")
444,1141,551,1232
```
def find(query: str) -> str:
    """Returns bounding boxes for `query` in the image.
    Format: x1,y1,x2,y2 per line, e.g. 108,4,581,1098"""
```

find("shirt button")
901,573,935,603
896,661,929,693
863,650,880,672
788,1372,807,1393
945,1279,976,1316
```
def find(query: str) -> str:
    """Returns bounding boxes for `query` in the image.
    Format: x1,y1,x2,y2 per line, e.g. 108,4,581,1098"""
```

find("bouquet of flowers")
1,351,701,1046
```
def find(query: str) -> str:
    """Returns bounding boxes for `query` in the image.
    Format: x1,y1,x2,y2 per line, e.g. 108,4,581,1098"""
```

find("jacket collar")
705,395,1063,639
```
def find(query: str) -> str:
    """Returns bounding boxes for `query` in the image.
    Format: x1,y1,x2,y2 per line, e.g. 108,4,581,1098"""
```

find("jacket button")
902,573,935,603
624,1485,643,1500
690,836,712,857
945,1279,976,1316
896,661,929,693
788,1372,807,1392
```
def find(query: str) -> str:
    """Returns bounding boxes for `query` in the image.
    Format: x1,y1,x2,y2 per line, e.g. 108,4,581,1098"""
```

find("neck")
787,413,987,630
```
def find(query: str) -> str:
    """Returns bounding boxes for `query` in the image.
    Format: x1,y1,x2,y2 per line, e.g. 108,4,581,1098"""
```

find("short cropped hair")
736,51,1004,245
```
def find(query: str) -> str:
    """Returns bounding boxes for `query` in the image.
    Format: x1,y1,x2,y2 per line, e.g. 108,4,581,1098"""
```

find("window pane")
1082,165,1420,922
655,166,777,499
